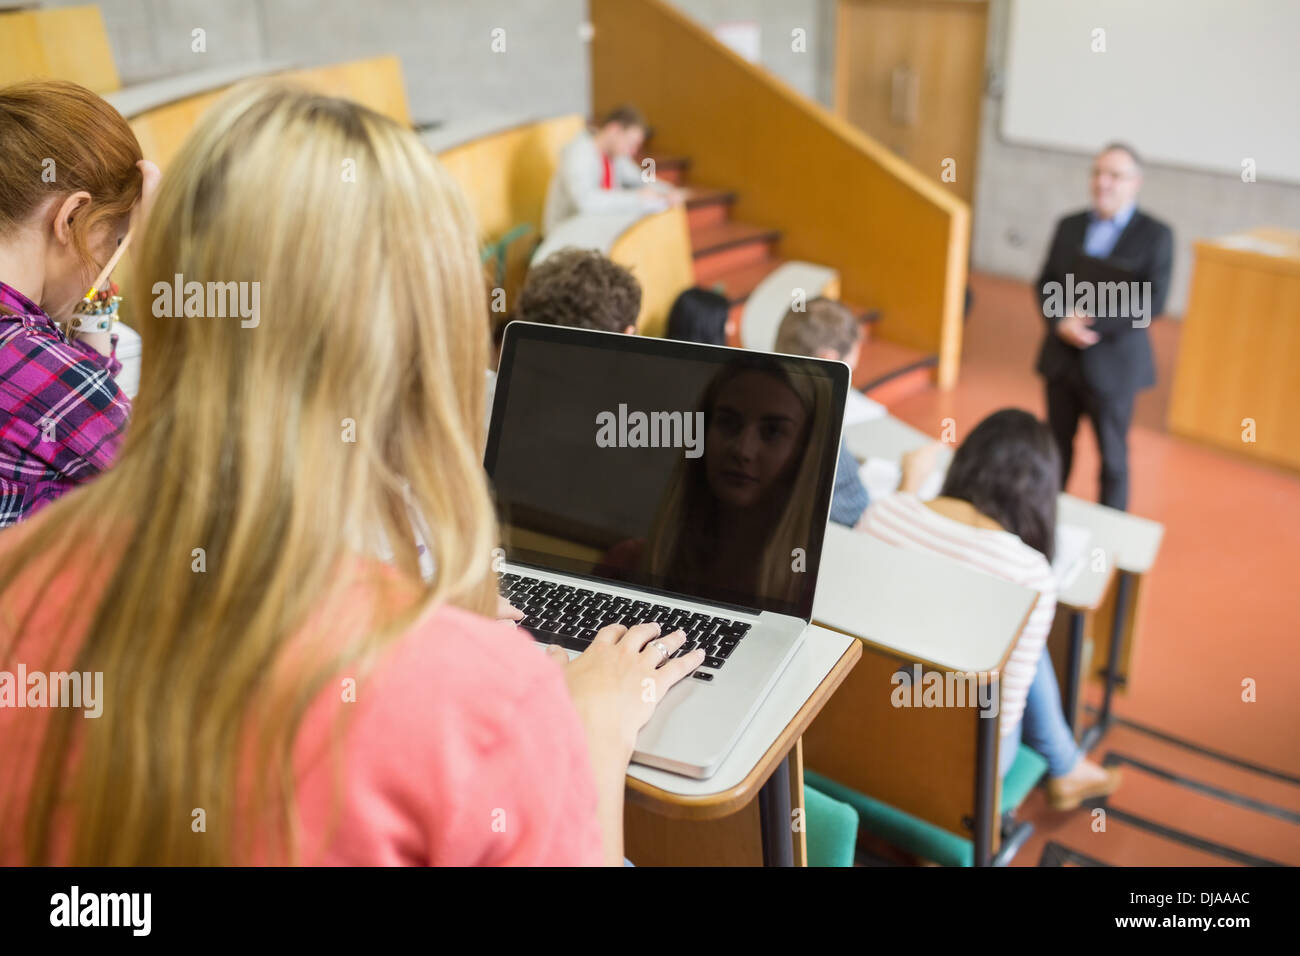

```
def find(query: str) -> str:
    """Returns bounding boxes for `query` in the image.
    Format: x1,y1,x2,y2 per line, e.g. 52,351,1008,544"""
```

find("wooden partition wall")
801,639,1000,853
437,115,585,242
0,5,120,94
589,0,969,387
437,115,586,303
129,56,411,170
609,208,696,338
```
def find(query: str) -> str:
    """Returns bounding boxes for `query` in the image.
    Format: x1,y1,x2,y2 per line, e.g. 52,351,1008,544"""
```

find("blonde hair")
0,82,498,864
644,358,833,608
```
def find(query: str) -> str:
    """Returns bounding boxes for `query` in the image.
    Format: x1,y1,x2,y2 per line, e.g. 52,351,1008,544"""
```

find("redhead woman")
0,82,701,866
0,80,159,525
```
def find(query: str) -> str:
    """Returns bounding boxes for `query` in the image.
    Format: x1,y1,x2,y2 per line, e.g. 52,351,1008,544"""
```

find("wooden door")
836,0,988,204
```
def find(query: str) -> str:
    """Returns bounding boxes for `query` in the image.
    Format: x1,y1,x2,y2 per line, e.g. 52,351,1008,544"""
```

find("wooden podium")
1168,227,1300,471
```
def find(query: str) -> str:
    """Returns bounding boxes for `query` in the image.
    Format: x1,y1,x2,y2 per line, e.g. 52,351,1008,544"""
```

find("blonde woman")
600,355,835,612
0,83,700,866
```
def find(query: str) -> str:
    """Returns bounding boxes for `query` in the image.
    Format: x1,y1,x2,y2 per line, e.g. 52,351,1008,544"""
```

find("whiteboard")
1002,0,1300,183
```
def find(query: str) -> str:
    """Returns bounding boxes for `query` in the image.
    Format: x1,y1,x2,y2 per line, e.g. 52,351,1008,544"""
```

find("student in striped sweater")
858,409,1120,810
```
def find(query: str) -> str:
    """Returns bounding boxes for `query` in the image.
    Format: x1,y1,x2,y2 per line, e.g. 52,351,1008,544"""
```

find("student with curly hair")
514,247,642,335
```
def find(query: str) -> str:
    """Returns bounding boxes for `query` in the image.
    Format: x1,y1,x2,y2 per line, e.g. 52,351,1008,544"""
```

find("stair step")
691,222,782,281
683,186,736,207
696,256,785,304
644,153,690,186
682,186,737,230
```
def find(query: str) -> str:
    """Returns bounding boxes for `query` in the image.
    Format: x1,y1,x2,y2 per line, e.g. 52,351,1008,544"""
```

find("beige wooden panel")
624,740,808,866
438,115,586,307
609,206,696,338
0,7,120,93
802,639,997,848
1167,231,1300,471
130,56,410,171
437,115,586,241
837,0,987,205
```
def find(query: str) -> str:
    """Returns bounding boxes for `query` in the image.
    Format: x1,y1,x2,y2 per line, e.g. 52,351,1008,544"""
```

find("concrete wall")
52,0,837,120
44,0,591,125
669,0,837,106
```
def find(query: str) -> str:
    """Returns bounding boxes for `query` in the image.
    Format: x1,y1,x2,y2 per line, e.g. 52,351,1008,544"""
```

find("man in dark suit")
1035,143,1173,511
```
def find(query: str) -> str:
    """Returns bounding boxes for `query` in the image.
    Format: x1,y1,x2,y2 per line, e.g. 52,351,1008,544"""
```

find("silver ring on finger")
650,640,669,664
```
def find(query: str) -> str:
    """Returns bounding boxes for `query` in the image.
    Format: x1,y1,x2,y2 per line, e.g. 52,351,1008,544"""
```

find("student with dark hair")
542,104,684,233
666,287,728,346
859,409,1120,809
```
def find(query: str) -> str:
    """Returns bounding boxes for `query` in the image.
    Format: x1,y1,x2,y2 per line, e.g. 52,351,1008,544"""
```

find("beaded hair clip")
69,232,132,336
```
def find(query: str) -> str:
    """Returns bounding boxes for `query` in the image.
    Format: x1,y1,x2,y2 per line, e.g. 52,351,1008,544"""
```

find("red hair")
0,79,143,288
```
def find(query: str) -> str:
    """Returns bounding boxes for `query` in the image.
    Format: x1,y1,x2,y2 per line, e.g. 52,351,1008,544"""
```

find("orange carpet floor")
883,272,1300,866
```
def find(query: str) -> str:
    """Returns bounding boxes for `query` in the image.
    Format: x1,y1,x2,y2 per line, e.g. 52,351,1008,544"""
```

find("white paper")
1052,523,1091,590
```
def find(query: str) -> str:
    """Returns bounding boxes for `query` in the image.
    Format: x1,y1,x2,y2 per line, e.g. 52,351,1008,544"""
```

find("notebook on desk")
1052,523,1091,591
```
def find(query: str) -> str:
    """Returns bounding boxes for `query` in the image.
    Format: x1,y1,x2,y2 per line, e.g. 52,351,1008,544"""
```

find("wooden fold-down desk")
624,626,861,867
1167,227,1300,471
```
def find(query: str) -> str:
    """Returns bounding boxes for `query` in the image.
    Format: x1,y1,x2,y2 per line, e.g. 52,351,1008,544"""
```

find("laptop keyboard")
497,573,752,680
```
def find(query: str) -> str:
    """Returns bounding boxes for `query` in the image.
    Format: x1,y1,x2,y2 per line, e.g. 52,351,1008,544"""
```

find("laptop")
485,322,849,778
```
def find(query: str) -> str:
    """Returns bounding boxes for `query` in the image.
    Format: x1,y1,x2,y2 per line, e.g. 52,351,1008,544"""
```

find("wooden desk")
624,625,860,866
1049,532,1113,736
1057,496,1164,749
843,414,953,468
1168,227,1300,471
810,524,1038,866
842,415,1165,747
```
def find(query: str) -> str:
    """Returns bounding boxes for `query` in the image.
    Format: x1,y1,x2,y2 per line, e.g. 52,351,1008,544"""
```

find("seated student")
858,409,1121,809
514,247,642,334
666,287,729,346
542,105,682,234
487,249,641,430
773,297,921,527
0,80,159,526
0,83,704,866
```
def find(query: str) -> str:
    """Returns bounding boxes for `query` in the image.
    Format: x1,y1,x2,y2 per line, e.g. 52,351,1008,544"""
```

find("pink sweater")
0,519,602,866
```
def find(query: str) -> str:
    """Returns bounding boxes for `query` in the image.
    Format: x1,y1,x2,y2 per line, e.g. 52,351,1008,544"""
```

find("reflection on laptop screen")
485,323,849,619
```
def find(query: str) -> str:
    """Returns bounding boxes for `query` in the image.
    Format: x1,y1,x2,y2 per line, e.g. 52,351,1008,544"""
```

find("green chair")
804,783,859,867
805,744,1049,867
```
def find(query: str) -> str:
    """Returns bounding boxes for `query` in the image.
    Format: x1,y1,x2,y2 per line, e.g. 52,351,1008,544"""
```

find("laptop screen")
485,322,849,620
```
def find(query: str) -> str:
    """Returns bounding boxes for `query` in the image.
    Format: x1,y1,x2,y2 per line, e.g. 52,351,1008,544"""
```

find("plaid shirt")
0,281,130,526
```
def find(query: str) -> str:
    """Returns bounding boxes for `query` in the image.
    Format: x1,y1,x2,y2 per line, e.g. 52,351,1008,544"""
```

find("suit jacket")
1035,209,1174,396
